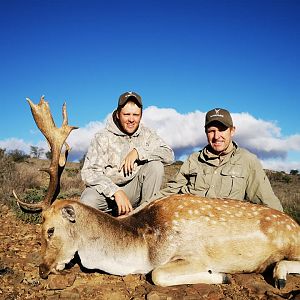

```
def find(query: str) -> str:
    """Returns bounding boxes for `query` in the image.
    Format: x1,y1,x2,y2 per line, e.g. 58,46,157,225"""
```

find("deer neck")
75,209,153,275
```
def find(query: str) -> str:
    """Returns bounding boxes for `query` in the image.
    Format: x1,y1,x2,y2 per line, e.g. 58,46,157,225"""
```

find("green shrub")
24,187,46,202
10,198,42,224
290,169,299,175
65,167,80,177
7,149,30,162
9,188,46,224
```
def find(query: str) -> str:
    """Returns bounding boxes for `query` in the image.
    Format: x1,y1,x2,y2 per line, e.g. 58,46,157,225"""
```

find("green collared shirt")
158,142,283,211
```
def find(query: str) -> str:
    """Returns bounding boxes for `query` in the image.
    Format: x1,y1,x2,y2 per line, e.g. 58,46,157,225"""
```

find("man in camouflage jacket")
80,91,174,216
154,108,283,212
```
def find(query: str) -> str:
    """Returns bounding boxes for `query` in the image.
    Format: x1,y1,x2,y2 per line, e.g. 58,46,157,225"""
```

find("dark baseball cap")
205,108,233,128
118,91,142,108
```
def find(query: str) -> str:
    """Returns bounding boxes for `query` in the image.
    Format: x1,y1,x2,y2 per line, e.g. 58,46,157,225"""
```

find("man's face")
206,122,235,154
116,101,142,135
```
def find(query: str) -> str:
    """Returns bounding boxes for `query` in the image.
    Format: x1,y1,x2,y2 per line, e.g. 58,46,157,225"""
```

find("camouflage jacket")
81,113,174,198
157,142,283,211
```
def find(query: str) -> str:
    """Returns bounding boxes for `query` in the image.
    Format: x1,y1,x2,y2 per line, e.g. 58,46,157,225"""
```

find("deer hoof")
222,274,231,284
275,278,286,289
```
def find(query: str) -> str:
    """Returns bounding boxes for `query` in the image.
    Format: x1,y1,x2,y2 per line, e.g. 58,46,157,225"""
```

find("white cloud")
0,138,32,153
67,119,107,161
1,107,300,172
142,108,300,170
0,138,49,157
232,113,287,160
143,106,207,148
261,159,300,173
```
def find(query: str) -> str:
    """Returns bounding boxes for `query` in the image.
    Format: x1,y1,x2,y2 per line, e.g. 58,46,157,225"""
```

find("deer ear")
61,205,76,223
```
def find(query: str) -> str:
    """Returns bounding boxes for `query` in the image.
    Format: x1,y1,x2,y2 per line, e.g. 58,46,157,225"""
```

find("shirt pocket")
220,165,246,198
192,169,211,194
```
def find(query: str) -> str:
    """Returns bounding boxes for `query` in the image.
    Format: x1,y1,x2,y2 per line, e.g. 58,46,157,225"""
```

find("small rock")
123,274,143,283
59,290,81,299
232,273,275,296
23,271,40,286
102,291,130,300
47,273,76,290
12,270,25,285
147,291,168,300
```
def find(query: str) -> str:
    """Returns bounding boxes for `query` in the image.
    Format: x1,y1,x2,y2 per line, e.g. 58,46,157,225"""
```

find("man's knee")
80,187,107,210
144,161,164,177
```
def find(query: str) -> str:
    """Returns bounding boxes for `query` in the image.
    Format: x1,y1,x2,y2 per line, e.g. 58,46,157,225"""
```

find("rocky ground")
0,202,300,300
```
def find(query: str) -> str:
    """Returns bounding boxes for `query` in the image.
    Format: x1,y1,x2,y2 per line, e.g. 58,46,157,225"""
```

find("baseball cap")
118,91,142,108
205,108,233,128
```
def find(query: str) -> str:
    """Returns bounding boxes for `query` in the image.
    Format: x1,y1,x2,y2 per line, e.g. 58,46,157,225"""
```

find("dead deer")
14,97,300,289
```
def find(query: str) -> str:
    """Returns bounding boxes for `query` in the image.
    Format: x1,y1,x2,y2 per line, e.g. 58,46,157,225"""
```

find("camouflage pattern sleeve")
81,134,119,198
134,128,174,165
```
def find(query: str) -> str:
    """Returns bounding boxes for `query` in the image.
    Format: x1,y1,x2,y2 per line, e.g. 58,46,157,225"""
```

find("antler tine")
13,96,78,211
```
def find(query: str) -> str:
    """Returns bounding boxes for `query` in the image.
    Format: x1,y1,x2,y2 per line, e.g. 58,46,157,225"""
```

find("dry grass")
0,157,84,223
10,158,84,199
266,170,300,223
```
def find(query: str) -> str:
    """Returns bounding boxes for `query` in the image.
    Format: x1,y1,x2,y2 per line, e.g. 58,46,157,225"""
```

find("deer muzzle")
39,263,51,279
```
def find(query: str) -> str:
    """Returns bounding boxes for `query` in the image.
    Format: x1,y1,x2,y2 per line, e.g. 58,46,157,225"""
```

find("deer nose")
39,263,50,279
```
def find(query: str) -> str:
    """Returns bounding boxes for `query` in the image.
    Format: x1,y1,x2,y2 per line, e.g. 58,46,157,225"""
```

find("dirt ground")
0,202,299,300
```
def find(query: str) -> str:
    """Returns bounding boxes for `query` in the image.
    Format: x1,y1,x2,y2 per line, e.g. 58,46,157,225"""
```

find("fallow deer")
14,97,300,288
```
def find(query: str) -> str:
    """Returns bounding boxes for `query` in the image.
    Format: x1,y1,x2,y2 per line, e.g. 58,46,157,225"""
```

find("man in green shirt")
155,108,283,211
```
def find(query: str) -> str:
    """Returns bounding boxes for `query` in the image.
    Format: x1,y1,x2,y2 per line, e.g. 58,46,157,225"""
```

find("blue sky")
1,0,299,172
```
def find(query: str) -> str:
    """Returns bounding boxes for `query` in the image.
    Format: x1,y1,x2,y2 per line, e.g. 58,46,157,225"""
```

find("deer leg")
152,259,228,287
273,260,300,289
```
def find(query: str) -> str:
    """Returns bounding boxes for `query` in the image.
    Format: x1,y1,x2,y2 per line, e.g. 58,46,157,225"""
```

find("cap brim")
205,119,232,128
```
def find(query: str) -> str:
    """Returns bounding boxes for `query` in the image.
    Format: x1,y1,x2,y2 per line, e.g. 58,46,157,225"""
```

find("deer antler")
13,96,78,210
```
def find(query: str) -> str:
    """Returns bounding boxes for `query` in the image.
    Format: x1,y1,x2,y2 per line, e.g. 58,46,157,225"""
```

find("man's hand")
114,190,133,216
119,148,139,176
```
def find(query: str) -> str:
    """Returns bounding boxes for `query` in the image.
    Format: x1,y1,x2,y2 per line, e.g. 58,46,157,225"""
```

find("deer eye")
47,227,55,238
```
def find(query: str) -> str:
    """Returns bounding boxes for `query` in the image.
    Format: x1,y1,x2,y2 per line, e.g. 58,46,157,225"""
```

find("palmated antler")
13,96,78,210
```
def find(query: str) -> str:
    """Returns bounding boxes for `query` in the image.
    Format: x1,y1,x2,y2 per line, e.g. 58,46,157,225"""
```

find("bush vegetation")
0,148,84,223
0,149,299,224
